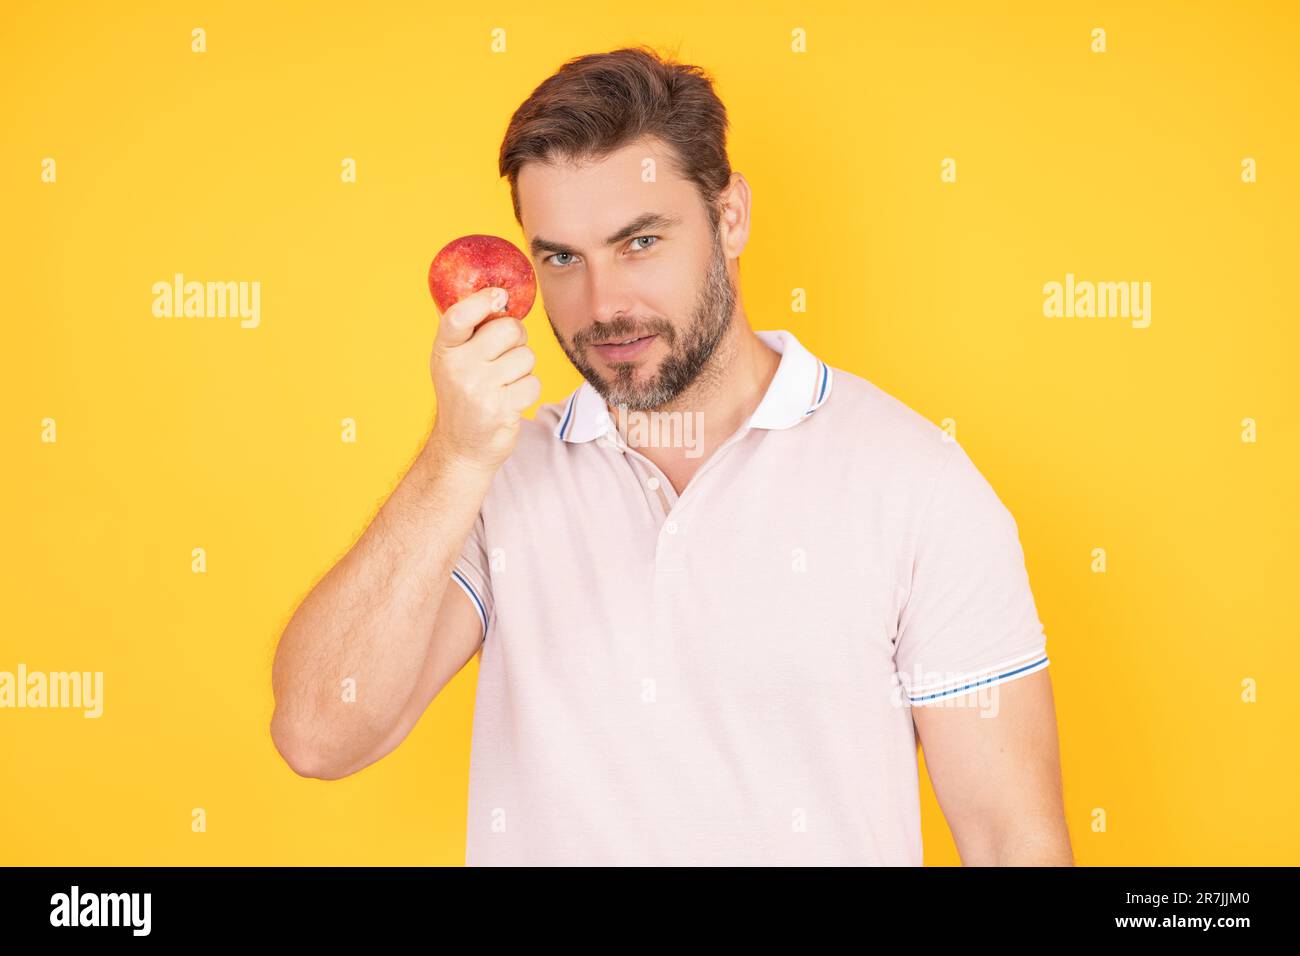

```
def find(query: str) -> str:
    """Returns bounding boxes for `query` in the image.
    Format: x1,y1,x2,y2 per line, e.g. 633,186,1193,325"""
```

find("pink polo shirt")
449,328,1050,865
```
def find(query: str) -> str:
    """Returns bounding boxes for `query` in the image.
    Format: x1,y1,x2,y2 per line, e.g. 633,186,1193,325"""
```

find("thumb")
435,286,507,349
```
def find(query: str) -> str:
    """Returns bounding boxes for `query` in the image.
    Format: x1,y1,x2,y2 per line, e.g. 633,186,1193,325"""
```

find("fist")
428,285,541,473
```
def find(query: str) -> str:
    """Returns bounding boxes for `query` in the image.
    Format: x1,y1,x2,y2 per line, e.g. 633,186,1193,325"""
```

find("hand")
428,286,541,472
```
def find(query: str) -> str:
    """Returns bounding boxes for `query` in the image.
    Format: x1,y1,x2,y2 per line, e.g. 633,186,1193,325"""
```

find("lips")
592,333,657,361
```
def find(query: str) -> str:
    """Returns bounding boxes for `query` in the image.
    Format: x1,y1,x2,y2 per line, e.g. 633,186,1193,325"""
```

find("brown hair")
499,45,732,234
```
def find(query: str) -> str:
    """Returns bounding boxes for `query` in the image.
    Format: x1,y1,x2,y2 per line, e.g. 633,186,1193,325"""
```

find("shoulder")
819,365,955,477
827,369,1018,526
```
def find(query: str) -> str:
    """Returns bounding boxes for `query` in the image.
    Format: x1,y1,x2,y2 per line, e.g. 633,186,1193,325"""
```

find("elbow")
270,709,345,780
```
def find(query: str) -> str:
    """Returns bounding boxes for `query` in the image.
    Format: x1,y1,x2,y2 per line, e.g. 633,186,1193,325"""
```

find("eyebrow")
530,212,682,258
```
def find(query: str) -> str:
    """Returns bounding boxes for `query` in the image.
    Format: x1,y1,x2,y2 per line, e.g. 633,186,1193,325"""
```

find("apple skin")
427,234,536,324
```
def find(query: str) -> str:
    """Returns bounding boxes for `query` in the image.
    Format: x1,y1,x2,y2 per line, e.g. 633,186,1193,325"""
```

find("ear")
717,172,751,258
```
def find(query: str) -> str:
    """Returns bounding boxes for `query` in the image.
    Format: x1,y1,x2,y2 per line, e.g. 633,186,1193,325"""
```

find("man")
270,45,1072,866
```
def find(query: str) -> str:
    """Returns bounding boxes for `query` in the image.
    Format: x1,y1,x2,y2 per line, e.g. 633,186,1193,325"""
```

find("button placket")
618,445,687,568
608,413,753,545
618,442,677,512
653,426,750,533
621,424,750,553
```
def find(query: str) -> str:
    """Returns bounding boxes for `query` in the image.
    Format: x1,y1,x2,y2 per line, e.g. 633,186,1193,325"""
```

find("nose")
585,260,637,328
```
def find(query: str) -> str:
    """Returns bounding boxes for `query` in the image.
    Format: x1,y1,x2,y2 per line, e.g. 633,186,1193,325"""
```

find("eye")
544,236,659,269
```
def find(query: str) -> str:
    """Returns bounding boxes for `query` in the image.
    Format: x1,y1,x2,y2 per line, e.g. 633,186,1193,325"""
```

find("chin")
608,385,674,412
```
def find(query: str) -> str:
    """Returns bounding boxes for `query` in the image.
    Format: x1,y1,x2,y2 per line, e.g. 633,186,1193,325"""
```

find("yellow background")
2,0,1296,865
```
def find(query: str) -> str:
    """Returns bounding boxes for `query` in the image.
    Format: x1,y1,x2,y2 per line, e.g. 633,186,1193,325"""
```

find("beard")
549,225,737,412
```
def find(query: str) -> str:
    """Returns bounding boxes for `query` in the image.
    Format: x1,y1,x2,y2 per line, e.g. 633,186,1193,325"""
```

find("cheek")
630,259,692,312
536,273,582,319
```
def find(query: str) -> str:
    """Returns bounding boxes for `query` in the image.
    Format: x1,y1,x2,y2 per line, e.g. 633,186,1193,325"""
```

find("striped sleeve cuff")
450,568,489,640
903,650,1049,706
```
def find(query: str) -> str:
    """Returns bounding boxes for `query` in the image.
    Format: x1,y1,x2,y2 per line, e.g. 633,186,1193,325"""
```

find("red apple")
427,234,536,324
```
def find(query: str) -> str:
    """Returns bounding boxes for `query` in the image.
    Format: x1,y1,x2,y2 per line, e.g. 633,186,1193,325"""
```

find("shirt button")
646,476,660,491
665,520,678,535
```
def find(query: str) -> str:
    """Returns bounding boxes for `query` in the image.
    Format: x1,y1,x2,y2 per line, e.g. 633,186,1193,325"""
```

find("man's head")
499,46,749,411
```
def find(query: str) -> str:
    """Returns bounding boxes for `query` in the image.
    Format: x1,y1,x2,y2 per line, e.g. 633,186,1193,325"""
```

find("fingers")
468,316,529,362
501,372,542,412
434,286,510,349
489,343,537,387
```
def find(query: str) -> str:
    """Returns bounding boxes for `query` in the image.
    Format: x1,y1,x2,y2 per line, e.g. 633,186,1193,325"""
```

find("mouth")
592,333,657,362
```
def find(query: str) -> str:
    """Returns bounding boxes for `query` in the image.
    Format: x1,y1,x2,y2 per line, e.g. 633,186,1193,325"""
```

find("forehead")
517,137,700,238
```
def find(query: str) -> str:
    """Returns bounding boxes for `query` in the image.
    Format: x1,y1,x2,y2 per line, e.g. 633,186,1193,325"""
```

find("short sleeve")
894,441,1049,706
449,511,494,641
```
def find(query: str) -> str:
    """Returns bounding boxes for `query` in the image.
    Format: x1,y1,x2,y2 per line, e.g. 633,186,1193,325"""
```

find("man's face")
518,137,737,411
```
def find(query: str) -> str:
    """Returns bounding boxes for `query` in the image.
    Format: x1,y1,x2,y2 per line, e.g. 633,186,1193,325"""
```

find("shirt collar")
553,329,833,443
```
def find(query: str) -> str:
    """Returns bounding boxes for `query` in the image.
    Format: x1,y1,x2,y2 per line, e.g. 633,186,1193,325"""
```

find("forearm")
270,433,494,777
960,817,1075,866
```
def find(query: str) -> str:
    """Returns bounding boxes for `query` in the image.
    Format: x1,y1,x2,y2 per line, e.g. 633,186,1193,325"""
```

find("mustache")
578,319,675,347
